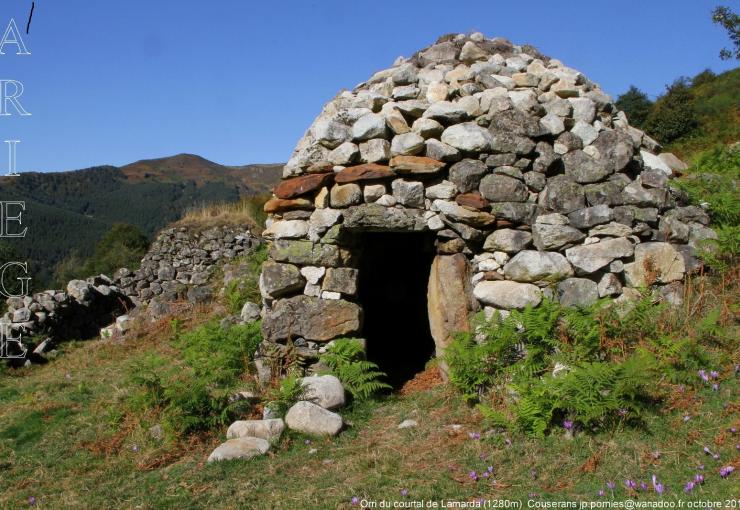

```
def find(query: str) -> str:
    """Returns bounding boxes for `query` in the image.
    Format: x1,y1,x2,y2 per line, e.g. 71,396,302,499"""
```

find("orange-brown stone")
263,198,314,213
274,173,334,199
335,163,395,183
389,156,445,175
455,193,489,210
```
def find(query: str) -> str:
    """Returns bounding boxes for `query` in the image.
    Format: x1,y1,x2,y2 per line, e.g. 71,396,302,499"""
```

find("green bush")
54,223,148,285
319,339,391,401
445,295,731,436
224,244,268,313
263,373,306,417
128,320,262,436
676,144,740,266
644,78,699,144
615,85,653,128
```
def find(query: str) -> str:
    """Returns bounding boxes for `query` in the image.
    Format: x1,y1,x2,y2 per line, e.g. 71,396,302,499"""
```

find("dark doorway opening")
358,232,437,388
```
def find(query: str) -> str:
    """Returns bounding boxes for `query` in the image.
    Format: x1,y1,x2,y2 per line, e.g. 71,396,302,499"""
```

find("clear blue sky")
0,0,737,173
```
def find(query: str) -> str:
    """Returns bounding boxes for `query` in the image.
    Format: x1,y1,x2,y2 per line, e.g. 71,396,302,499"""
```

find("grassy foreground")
0,302,737,509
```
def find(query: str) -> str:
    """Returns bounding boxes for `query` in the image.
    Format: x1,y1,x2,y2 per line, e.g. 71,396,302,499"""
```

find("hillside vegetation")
0,154,282,287
616,68,739,160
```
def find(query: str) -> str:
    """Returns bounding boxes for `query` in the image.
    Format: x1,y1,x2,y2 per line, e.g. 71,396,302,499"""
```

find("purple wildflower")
713,453,721,460
530,468,538,480
504,438,512,446
694,474,704,484
698,369,709,381
710,370,719,379
304,439,311,445
698,464,705,470
28,497,36,506
479,453,488,460
487,466,494,473
677,384,685,393
563,420,574,431
625,479,637,490
607,481,616,490
482,471,490,478
652,475,664,495
618,408,628,417
132,444,139,453
351,496,360,505
652,451,662,459
469,471,478,481
712,383,719,391
730,427,737,434
703,446,713,455
736,444,739,450
640,481,648,491
400,488,409,497
529,493,539,498
719,466,735,478
598,490,605,497
683,415,691,422
468,432,481,440
684,481,695,493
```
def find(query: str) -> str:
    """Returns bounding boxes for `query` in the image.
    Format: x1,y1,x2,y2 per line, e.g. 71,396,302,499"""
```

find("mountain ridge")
0,154,283,287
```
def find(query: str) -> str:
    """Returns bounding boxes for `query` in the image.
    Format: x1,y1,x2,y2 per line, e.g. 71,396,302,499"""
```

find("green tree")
615,85,654,128
53,223,148,285
691,68,716,87
643,78,699,144
712,5,740,60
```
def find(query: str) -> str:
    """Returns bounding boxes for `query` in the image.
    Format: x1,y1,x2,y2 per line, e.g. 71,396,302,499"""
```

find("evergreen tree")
643,78,699,144
615,86,654,128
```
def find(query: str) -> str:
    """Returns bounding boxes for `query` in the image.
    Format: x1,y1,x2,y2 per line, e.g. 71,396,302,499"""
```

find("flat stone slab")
207,437,270,463
226,419,285,442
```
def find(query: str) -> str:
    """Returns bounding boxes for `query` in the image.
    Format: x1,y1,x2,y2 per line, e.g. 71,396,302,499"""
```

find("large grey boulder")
441,123,493,152
623,242,686,286
226,419,285,443
285,401,343,436
473,280,542,309
557,278,599,308
301,375,346,410
449,159,487,193
503,251,573,282
261,295,361,342
532,223,585,250
565,238,634,274
259,261,305,299
207,437,270,463
483,229,532,253
479,174,528,202
240,302,262,323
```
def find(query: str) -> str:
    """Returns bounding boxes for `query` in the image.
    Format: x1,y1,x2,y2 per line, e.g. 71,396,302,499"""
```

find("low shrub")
445,290,735,437
128,320,262,436
224,244,268,313
320,339,391,401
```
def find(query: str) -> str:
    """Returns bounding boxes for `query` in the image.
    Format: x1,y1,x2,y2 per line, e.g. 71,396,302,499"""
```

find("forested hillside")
0,155,282,287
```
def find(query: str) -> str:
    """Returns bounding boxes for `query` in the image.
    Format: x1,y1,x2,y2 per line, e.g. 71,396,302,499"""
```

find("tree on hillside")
691,68,717,87
53,223,148,285
712,5,740,60
643,78,699,144
615,86,654,128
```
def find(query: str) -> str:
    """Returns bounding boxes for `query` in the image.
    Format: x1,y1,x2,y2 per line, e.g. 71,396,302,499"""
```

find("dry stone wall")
258,33,717,368
113,225,260,307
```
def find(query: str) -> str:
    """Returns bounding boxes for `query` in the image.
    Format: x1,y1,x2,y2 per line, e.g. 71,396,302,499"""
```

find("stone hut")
257,34,715,385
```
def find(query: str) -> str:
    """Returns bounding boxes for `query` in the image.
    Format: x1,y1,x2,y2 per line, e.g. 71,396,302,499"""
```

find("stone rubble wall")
258,33,717,368
112,225,260,306
2,225,260,350
1,275,133,345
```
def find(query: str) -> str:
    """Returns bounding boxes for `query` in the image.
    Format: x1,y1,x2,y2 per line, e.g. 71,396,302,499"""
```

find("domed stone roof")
257,33,715,372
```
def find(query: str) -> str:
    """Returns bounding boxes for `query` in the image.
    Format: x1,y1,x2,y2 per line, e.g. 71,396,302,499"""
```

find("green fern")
320,339,391,401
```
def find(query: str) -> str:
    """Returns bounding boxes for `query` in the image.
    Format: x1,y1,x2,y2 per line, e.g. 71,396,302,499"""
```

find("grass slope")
665,68,740,160
0,287,737,508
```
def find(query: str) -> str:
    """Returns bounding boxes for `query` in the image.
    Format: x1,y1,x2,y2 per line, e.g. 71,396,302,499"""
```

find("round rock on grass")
285,401,343,436
207,437,270,463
